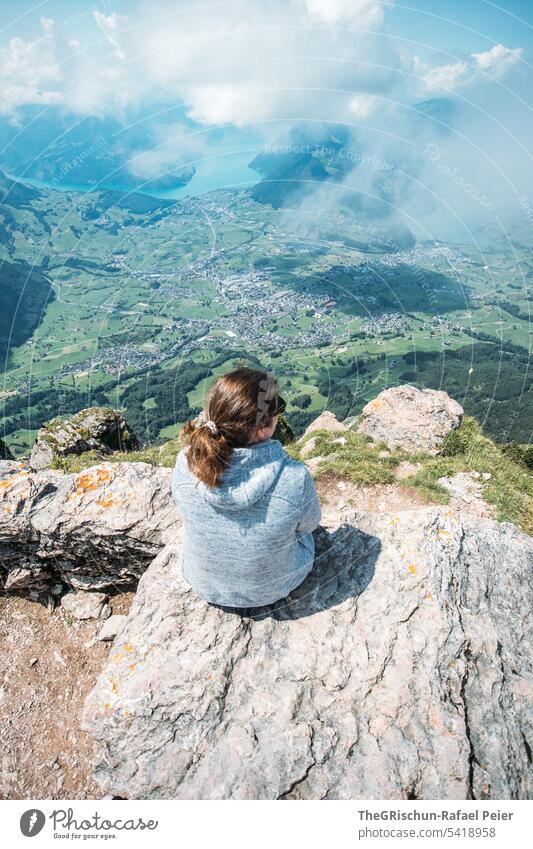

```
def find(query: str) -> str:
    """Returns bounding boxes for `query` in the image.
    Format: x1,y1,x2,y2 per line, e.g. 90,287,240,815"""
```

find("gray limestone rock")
61,590,109,620
0,461,180,592
30,407,140,471
358,385,463,454
82,507,533,800
97,614,128,642
303,411,348,437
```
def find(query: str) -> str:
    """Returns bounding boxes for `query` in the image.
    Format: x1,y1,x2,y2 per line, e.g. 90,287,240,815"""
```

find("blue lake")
11,149,260,200
156,149,260,200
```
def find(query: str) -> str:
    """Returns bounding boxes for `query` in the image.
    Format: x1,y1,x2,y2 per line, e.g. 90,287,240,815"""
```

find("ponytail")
180,418,233,488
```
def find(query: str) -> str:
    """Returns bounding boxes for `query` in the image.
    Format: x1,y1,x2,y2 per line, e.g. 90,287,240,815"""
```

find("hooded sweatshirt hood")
177,438,289,511
171,435,321,607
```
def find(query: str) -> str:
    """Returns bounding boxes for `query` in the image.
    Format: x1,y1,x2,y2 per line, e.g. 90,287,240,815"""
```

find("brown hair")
180,367,279,488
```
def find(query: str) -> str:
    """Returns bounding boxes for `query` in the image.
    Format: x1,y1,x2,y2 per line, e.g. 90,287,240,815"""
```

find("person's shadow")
216,523,381,622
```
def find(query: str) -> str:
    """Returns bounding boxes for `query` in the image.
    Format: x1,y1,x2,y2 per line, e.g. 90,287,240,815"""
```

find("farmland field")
1,172,531,455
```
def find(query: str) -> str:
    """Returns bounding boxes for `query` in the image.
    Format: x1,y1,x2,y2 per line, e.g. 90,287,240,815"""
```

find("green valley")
1,172,531,456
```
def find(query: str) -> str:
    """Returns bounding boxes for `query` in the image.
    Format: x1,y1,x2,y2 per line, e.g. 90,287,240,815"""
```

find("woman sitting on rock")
171,367,321,608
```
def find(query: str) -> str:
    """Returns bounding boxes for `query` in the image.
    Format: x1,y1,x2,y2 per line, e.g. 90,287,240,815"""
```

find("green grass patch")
50,438,182,473
292,417,532,534
292,429,407,486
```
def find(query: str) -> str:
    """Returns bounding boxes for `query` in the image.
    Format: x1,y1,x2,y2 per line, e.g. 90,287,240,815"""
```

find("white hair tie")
196,411,219,435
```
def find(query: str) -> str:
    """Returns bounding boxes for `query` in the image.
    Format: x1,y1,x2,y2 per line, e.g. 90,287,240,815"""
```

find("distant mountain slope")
248,129,415,249
0,105,194,192
0,259,54,359
0,169,41,206
403,340,533,444
249,133,352,208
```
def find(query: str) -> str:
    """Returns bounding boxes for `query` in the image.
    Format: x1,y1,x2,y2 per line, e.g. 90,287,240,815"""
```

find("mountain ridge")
1,384,531,800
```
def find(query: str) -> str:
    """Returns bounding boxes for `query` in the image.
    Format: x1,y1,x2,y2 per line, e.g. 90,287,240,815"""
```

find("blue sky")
2,1,533,53
389,1,533,54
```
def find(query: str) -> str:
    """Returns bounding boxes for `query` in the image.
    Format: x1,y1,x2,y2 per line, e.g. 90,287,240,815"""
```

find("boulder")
98,614,128,642
30,407,140,471
300,412,348,459
0,461,180,592
61,590,110,620
303,411,348,437
82,507,532,800
357,385,463,454
0,438,14,461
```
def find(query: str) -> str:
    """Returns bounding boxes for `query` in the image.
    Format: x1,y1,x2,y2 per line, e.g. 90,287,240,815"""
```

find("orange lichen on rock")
96,495,117,509
408,564,417,574
74,466,112,496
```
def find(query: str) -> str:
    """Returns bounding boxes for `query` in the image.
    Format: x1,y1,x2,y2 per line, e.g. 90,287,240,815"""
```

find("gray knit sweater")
171,438,321,607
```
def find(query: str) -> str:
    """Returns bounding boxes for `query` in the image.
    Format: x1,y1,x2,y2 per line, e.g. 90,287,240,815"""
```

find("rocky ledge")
2,385,531,800
0,460,179,593
82,506,532,800
30,407,140,471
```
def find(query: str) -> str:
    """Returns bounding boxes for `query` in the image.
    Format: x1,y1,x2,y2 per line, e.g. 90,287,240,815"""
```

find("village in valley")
2,185,531,452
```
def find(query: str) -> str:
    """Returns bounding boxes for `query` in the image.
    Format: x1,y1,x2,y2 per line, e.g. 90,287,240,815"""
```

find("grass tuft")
46,415,533,534
292,418,532,534
50,438,182,473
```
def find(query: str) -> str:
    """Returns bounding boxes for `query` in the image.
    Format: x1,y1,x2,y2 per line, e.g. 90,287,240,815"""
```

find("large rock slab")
82,508,533,800
30,407,140,471
358,385,463,454
0,461,180,592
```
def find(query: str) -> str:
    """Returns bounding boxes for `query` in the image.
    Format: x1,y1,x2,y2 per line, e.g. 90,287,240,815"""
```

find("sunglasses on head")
273,395,286,416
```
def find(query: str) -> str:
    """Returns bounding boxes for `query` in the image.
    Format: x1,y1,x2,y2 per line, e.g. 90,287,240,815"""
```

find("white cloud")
418,43,522,94
40,18,55,34
299,0,386,27
472,43,522,75
126,120,215,178
0,19,62,112
123,1,403,127
0,0,402,121
348,94,377,118
0,1,523,135
186,85,260,126
93,12,127,61
419,59,471,93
